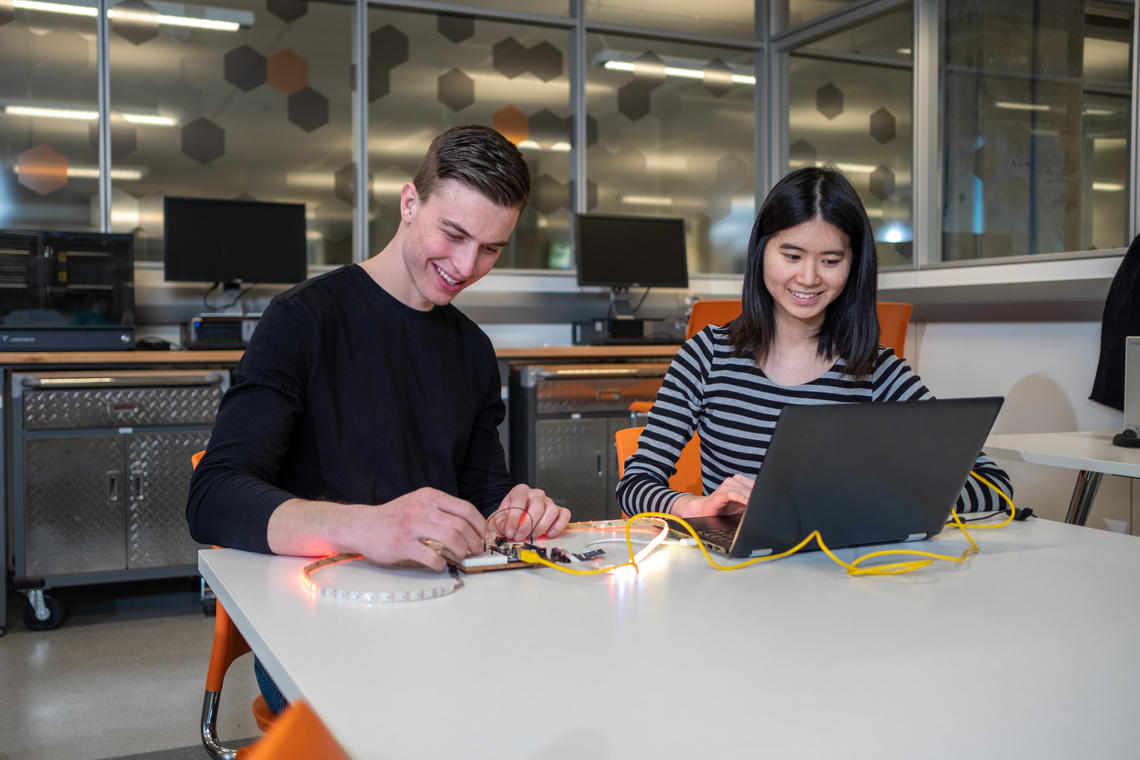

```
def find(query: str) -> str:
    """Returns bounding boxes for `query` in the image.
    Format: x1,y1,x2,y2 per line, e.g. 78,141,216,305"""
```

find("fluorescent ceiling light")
896,47,912,55
11,0,249,31
1083,108,1115,116
594,50,756,86
602,60,756,86
516,139,571,152
13,165,145,180
788,159,878,174
994,101,1050,112
5,105,175,125
1092,182,1124,191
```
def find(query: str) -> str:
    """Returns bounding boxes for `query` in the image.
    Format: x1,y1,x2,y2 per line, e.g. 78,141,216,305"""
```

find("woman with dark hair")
616,166,1011,518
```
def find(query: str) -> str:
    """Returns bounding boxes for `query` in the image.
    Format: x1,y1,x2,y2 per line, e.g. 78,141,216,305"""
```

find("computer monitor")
574,213,688,317
163,196,307,289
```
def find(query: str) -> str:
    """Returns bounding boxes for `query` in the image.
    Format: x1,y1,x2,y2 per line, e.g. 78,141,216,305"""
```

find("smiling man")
188,123,570,569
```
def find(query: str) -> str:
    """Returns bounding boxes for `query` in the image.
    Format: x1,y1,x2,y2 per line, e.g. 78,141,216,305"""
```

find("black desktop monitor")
574,213,688,317
163,196,307,286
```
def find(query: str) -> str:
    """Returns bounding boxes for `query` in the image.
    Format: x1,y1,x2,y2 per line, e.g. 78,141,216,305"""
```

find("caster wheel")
22,593,64,631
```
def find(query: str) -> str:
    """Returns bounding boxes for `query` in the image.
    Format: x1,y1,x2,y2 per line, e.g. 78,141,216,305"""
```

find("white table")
199,518,1140,759
985,430,1140,525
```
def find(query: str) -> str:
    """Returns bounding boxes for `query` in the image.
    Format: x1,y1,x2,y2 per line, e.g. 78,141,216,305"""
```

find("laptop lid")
718,397,1004,558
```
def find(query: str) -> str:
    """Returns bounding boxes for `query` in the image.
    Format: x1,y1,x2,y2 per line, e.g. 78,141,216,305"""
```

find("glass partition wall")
1,0,1137,274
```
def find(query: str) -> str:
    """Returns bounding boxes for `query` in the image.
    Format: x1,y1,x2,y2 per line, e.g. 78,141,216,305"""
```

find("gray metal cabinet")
510,364,667,522
10,370,228,629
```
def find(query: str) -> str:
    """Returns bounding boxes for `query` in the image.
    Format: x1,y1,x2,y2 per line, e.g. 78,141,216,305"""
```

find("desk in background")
985,430,1140,525
200,518,1140,759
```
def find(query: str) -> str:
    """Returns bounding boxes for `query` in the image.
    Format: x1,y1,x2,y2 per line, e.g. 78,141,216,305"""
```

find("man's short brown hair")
412,125,531,209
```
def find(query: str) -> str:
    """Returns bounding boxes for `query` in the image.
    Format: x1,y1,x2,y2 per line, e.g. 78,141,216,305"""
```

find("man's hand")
670,474,755,519
267,488,488,571
490,484,571,540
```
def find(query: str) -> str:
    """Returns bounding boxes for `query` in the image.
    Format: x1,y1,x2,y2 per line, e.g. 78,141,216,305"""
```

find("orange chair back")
191,449,205,470
243,701,349,760
686,299,742,339
875,301,912,359
615,426,701,497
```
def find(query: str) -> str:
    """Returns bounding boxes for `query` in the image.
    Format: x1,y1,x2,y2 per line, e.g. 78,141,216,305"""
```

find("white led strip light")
300,553,461,604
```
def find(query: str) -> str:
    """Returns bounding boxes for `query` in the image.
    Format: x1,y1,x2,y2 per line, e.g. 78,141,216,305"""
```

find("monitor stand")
609,286,637,320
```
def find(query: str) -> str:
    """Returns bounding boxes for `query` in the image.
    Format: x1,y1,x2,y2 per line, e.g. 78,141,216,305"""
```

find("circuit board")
448,535,605,574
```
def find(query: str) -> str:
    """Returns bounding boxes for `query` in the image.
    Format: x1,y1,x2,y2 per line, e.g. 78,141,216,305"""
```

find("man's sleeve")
185,297,313,553
457,355,513,517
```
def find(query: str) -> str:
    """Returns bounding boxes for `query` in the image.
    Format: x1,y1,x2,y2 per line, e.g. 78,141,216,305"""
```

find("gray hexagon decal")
529,41,562,82
533,174,568,215
716,154,748,190
287,87,328,132
370,25,409,69
528,108,568,148
224,45,266,92
334,162,373,207
438,68,474,111
267,0,307,23
88,112,137,159
492,37,529,79
816,82,843,120
633,51,667,87
585,114,598,147
437,12,474,43
617,82,652,121
869,165,895,200
111,0,159,46
789,138,817,166
870,107,896,144
181,117,225,164
703,58,734,98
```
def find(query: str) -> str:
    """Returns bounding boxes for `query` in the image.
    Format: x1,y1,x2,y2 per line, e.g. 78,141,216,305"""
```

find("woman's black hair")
726,165,879,378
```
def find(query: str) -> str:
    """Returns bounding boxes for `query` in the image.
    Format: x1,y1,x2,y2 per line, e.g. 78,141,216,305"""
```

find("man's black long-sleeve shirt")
186,264,512,553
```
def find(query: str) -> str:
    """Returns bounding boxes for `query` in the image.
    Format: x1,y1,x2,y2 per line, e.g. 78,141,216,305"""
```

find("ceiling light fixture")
12,165,145,180
594,50,756,86
11,0,250,31
5,105,176,125
994,101,1050,112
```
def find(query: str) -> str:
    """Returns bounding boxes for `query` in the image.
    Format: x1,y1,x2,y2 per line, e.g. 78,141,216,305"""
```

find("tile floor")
1,579,261,760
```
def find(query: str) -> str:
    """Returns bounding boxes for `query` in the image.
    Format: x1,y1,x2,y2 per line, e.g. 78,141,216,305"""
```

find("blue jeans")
253,657,287,716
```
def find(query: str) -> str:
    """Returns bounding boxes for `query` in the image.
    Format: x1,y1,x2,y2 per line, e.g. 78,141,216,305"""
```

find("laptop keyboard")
699,528,737,547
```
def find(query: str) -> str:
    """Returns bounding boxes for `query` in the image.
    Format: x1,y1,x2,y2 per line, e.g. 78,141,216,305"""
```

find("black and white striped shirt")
616,325,1013,515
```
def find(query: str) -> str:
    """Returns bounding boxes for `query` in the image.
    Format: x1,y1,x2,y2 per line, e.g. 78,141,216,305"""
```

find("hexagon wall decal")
528,108,567,148
267,0,307,23
789,138,817,166
334,162,374,207
493,105,528,145
702,58,733,98
287,87,328,132
869,165,895,200
529,41,562,82
585,114,598,147
716,153,748,190
533,174,568,215
816,82,843,120
181,117,225,164
492,37,529,79
370,25,409,70
17,144,68,196
88,112,137,159
111,0,159,45
870,107,896,144
224,45,266,92
267,49,308,95
617,81,652,121
437,12,474,43
437,68,474,111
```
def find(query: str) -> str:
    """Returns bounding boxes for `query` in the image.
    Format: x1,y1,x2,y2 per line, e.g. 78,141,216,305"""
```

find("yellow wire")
520,469,1018,577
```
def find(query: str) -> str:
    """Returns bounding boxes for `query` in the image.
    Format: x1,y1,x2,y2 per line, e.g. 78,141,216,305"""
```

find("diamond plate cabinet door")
127,431,211,568
535,417,612,522
25,436,126,577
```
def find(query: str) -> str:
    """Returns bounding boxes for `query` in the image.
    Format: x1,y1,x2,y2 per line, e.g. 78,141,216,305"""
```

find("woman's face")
762,216,852,331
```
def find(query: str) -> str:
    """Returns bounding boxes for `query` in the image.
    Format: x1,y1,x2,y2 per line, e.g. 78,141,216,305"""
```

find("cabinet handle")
596,452,603,477
106,471,119,503
129,469,144,500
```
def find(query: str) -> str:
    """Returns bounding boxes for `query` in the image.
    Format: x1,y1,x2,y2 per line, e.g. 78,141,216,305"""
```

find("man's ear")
400,183,419,223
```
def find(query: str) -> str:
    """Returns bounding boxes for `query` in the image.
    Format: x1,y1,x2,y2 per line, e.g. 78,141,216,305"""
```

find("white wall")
908,320,1132,534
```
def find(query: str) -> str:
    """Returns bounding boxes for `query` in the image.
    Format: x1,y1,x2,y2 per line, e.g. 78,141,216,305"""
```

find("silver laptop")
678,397,1005,558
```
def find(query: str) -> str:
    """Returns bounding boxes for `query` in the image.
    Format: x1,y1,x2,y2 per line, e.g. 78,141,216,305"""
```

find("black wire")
952,508,1015,524
202,282,256,311
630,286,651,314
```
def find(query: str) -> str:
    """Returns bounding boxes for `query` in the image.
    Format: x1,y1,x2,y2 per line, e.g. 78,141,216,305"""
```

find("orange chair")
685,298,743,339
615,425,702,504
244,701,349,760
875,301,912,359
193,450,278,759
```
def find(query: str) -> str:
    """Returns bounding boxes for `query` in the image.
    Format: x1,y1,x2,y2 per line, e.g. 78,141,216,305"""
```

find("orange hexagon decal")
493,105,528,146
267,49,308,95
17,144,68,196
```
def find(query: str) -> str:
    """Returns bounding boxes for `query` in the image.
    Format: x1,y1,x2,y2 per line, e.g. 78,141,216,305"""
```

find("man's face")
396,179,520,310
